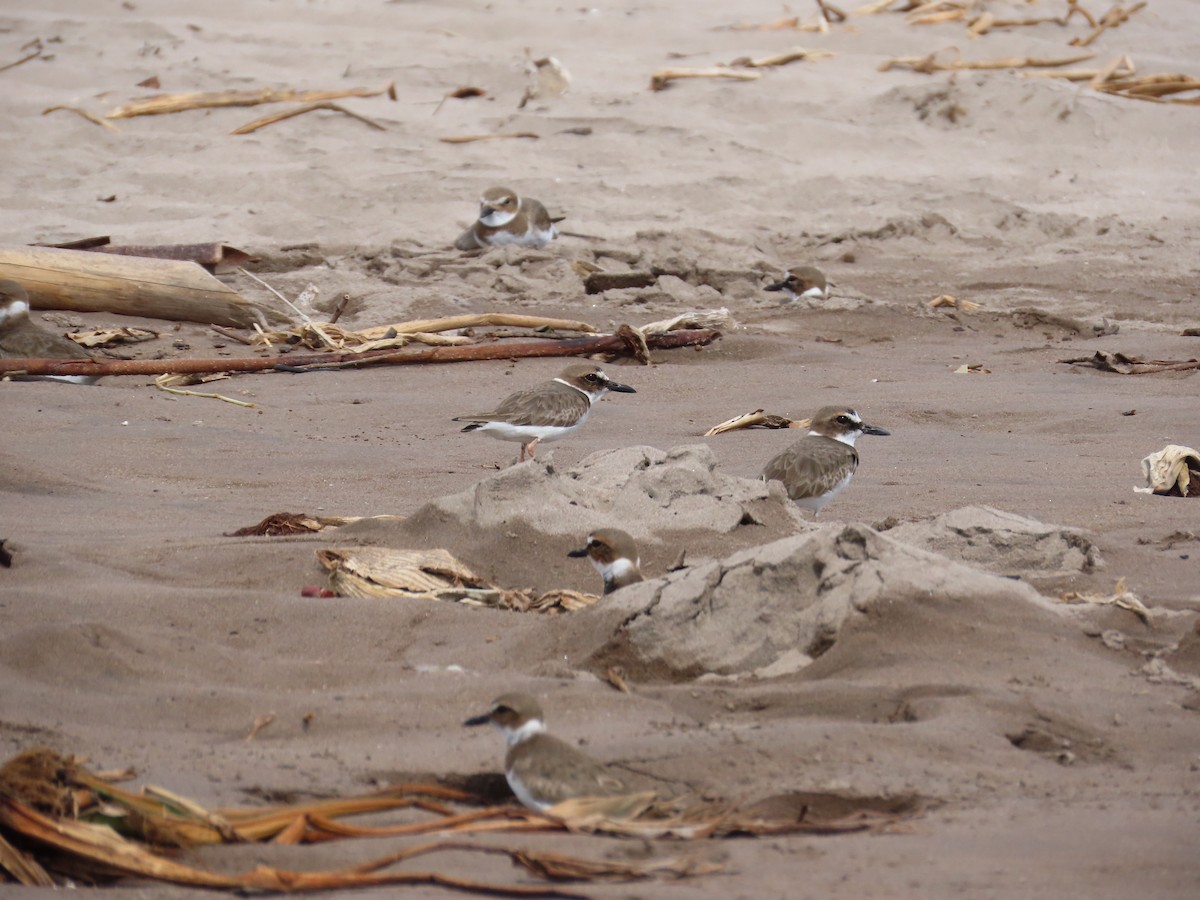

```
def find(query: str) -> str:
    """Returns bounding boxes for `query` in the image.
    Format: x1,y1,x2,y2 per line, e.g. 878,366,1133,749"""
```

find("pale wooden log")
358,313,596,339
0,246,290,327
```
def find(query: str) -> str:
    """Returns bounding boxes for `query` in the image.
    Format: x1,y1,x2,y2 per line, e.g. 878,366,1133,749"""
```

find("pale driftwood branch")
107,83,397,119
0,246,290,327
1070,1,1147,48
0,329,722,378
231,101,386,135
729,48,834,69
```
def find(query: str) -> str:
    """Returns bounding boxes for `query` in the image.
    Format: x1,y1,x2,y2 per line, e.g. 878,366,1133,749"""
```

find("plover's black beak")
862,424,891,436
567,545,589,558
463,713,491,727
603,378,636,394
764,279,788,292
480,205,496,218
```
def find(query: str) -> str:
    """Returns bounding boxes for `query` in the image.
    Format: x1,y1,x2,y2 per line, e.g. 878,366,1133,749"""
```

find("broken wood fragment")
704,409,808,436
106,82,396,118
231,101,386,135
30,239,259,274
729,48,834,69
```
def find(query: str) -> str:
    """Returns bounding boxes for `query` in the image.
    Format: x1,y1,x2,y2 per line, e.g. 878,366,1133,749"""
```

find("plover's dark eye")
836,415,854,425
584,373,600,382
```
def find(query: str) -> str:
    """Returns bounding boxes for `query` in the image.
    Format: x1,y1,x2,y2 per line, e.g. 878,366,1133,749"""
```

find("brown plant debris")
225,511,402,537
705,408,808,436
650,67,762,91
583,270,658,294
1134,445,1200,498
232,101,387,135
69,326,158,348
106,83,397,118
0,747,917,893
1058,352,1200,375
32,238,259,273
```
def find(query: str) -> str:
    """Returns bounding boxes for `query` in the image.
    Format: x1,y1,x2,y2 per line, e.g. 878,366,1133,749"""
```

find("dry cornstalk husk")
639,308,737,334
315,546,600,612
252,320,471,353
232,101,387,135
728,48,834,69
879,49,1095,74
704,409,808,436
1059,577,1152,624
1019,54,1136,83
439,132,540,143
41,105,121,131
0,327,722,379
106,82,397,119
650,67,762,91
1134,445,1200,498
0,245,289,327
1070,1,1147,48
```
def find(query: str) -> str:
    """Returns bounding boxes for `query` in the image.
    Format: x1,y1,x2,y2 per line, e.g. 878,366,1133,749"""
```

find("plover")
0,280,97,384
464,692,626,812
764,266,828,302
762,405,889,512
454,185,559,251
453,363,635,462
568,528,644,595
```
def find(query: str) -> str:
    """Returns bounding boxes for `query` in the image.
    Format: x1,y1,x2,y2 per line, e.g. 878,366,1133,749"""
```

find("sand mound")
552,521,1070,683
883,506,1102,588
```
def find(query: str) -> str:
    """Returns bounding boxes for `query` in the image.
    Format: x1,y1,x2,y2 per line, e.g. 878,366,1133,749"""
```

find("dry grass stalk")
729,48,835,68
225,511,402,537
107,83,397,119
705,409,808,436
855,0,911,13
720,16,828,33
650,67,762,91
880,49,1095,74
231,101,386,135
41,105,121,132
252,321,471,353
153,373,254,408
244,714,276,742
438,132,539,143
1070,1,1147,48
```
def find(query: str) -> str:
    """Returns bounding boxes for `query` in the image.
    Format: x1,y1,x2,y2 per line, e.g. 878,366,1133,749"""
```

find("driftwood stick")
0,329,721,378
107,83,397,119
231,101,386,135
358,313,596,339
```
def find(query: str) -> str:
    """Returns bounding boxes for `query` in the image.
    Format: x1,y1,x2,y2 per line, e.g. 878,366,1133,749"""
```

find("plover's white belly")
485,224,556,249
473,417,584,444
794,471,853,512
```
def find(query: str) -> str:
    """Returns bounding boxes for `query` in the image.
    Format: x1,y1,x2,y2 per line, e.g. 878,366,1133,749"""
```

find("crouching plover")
464,692,626,812
569,529,644,595
454,186,559,251
0,280,97,384
453,363,635,462
764,266,828,302
762,405,889,513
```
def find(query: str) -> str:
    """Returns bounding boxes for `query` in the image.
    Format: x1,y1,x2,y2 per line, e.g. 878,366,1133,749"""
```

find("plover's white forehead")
480,187,518,207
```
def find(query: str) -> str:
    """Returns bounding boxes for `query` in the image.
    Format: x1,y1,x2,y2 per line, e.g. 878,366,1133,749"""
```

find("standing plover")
0,280,97,384
762,406,889,512
454,186,559,251
464,692,626,812
568,528,644,595
453,363,635,462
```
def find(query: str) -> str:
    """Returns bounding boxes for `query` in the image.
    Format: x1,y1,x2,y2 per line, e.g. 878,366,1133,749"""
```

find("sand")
2,0,1199,896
